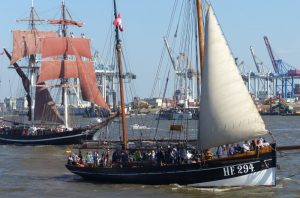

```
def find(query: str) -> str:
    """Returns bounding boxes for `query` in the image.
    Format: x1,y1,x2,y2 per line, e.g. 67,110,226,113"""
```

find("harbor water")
0,115,300,197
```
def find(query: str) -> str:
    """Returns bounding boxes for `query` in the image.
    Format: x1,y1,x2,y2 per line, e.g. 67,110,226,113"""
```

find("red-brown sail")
34,82,64,124
37,60,80,83
48,19,83,27
77,59,109,109
41,37,92,59
39,36,109,110
11,30,57,64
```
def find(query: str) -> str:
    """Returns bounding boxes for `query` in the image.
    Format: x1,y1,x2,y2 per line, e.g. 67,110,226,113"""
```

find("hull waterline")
0,130,94,145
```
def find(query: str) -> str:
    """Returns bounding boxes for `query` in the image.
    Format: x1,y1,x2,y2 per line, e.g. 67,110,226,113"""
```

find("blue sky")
0,0,300,101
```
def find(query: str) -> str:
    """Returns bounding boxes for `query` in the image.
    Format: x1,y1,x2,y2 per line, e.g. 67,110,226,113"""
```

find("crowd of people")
67,144,197,168
68,150,110,168
67,138,271,168
215,137,270,158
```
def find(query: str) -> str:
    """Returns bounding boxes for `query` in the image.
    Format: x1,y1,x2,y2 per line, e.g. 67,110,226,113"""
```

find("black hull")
66,146,276,186
0,129,94,145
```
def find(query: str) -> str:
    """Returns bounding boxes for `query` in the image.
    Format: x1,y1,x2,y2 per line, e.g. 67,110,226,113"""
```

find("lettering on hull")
223,163,255,177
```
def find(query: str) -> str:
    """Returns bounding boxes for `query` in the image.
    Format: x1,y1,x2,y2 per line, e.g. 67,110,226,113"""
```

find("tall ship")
0,0,112,145
65,0,277,186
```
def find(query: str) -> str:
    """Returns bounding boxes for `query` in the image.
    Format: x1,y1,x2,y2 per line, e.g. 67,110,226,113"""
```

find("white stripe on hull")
188,167,276,187
0,133,86,143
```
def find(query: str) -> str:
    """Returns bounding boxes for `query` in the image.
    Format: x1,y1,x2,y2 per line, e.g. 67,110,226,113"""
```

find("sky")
0,0,300,101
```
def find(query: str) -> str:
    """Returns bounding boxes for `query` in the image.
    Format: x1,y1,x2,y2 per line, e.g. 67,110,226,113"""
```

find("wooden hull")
65,145,276,186
0,129,94,145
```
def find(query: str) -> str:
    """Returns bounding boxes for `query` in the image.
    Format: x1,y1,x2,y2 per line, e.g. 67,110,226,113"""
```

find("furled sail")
198,6,267,150
41,37,92,59
34,82,64,124
48,19,83,27
10,30,57,64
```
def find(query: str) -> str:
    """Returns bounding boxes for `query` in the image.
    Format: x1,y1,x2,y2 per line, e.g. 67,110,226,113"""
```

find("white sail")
199,6,268,150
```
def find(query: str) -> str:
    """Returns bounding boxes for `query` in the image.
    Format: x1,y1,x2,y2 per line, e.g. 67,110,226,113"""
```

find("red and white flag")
113,13,124,32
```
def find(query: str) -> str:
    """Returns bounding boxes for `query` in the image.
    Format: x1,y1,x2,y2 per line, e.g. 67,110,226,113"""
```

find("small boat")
131,124,149,130
157,107,198,120
66,1,276,186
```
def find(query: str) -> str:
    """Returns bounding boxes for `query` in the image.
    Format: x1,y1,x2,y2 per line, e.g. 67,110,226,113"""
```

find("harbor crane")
263,36,294,76
249,46,274,99
163,37,196,107
263,36,300,98
250,46,268,74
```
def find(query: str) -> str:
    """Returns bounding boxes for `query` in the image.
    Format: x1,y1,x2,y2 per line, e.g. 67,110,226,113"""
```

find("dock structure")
238,37,300,100
94,63,136,110
239,66,300,101
95,64,116,108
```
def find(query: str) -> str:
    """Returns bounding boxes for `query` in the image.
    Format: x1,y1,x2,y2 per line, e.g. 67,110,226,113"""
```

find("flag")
113,13,124,32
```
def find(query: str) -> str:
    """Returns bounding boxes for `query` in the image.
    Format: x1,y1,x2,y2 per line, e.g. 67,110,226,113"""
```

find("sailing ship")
65,1,276,186
0,1,112,145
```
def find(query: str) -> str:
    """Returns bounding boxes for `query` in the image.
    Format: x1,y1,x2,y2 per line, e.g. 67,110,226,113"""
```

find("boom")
250,46,261,73
264,36,278,74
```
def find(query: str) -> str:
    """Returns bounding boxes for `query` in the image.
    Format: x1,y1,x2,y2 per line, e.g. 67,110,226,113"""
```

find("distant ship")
0,0,112,145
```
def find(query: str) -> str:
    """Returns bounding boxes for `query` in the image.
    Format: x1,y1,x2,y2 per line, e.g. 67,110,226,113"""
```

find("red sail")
78,59,109,110
48,19,83,27
34,82,64,124
41,37,92,59
37,60,80,83
11,30,57,64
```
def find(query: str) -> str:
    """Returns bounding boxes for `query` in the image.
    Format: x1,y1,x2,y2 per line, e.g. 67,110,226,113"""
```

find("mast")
114,0,127,149
29,2,36,125
16,0,45,124
196,0,205,71
61,0,69,128
195,0,205,151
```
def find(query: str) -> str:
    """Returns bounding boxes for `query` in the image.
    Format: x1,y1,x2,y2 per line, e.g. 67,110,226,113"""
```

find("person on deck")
67,155,73,165
121,150,129,167
228,144,235,155
78,151,83,164
134,150,142,161
242,141,250,153
93,151,99,167
262,139,270,147
234,144,242,153
216,145,223,158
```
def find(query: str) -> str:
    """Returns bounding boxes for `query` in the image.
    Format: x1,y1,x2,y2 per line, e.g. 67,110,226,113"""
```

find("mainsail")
41,37,92,58
199,6,267,150
39,37,109,110
37,60,80,83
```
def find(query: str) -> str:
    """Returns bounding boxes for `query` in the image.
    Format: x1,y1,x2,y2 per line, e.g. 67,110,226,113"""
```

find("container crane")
250,46,266,73
263,36,294,76
163,37,196,107
263,36,279,74
263,36,299,98
249,46,274,99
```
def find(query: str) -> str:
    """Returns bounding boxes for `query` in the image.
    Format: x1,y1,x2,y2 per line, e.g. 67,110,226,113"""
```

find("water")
1,115,300,198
